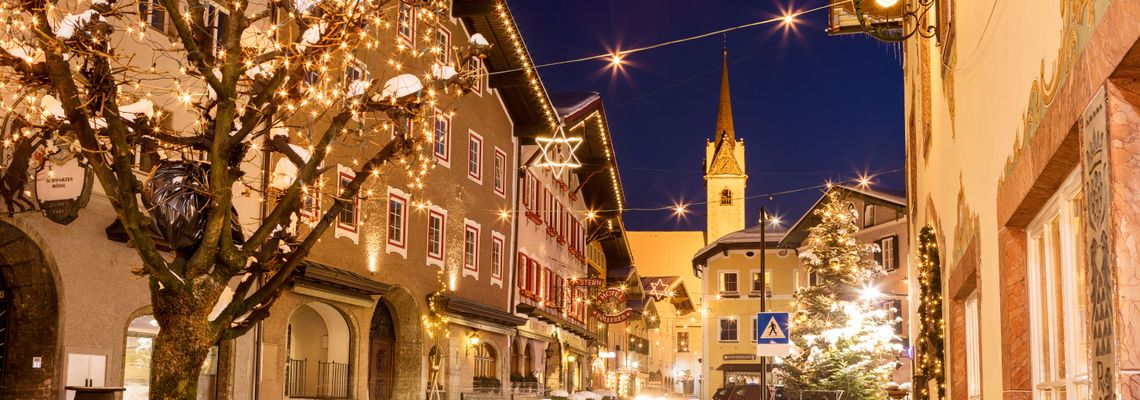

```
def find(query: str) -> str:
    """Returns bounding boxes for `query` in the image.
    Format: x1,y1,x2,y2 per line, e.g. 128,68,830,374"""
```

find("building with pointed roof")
705,48,748,243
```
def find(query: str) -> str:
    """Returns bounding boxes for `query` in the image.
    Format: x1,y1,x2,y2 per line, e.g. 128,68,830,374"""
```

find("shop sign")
598,351,616,359
570,277,605,287
722,354,756,361
592,287,632,324
35,156,92,225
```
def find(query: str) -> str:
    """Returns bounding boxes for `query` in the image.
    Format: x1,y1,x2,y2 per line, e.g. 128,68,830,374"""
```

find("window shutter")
891,235,900,270
517,254,527,289
874,239,883,266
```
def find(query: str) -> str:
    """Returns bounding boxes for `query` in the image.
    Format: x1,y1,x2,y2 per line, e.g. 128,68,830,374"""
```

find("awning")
437,294,528,328
516,302,599,341
294,261,390,296
716,364,764,372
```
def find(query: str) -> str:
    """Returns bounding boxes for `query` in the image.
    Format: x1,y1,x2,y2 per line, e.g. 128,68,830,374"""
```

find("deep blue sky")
507,0,905,231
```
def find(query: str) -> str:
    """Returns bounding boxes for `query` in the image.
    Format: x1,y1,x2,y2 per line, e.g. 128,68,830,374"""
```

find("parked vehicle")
711,384,787,400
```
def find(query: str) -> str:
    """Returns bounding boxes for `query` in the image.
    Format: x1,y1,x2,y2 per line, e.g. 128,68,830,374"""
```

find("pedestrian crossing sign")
756,312,790,357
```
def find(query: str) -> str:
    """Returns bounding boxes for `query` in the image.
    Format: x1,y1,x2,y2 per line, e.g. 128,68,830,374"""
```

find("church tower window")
720,189,733,205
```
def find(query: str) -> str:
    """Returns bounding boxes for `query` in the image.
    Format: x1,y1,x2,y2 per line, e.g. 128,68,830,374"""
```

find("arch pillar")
374,285,423,400
0,219,62,399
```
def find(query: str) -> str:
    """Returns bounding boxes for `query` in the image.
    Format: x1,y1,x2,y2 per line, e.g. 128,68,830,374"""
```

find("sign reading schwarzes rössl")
35,157,92,225
592,287,632,324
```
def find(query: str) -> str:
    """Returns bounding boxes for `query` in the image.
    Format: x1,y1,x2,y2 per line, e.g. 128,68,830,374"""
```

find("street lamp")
827,0,938,42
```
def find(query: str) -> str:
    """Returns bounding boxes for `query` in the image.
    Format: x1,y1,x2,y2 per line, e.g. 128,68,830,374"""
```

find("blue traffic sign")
756,312,789,345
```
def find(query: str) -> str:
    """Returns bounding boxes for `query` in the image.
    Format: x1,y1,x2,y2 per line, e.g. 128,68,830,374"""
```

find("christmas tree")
779,191,903,399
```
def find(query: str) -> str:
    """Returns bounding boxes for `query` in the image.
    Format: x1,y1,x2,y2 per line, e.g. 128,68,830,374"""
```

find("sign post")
756,312,790,357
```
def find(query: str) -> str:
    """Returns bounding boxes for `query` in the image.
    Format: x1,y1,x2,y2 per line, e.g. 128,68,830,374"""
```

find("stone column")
1103,80,1140,397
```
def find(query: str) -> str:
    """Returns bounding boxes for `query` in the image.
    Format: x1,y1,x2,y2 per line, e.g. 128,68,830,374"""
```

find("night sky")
507,0,906,232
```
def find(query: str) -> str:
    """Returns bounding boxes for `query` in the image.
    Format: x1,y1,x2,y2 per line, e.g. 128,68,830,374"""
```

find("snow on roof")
550,91,600,120
834,184,906,205
693,224,788,262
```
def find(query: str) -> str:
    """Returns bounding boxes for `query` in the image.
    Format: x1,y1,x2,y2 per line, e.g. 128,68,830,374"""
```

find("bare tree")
0,0,485,396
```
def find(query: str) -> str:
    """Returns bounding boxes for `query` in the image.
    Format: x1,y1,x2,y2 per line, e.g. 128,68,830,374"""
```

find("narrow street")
0,0,1135,400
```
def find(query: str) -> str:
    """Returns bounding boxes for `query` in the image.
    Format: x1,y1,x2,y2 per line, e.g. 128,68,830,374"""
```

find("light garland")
913,226,945,400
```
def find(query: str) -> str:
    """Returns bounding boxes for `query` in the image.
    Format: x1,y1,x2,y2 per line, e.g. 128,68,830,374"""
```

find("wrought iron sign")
592,287,632,324
827,0,938,42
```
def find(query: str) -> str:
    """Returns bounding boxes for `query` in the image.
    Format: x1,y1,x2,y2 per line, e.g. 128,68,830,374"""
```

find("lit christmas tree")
780,190,902,399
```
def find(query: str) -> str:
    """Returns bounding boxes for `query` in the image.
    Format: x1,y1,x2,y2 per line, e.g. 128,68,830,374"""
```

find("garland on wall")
914,226,945,400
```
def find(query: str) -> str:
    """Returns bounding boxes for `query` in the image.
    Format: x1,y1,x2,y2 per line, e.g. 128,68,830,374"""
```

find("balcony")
285,358,350,399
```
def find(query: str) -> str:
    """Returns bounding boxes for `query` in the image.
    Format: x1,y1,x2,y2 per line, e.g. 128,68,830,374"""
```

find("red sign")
592,288,632,324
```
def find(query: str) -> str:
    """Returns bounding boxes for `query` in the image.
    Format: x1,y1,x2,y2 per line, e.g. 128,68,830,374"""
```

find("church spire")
706,43,742,176
714,42,735,148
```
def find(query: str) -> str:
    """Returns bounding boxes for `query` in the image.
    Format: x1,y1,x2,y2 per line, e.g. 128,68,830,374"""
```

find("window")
750,271,772,295
1027,171,1088,400
720,189,732,205
468,57,484,95
493,149,506,197
468,131,482,183
965,292,981,400
752,316,759,343
434,110,450,166
884,299,904,335
719,318,738,342
386,188,409,256
516,254,528,290
433,25,451,64
396,0,414,45
719,272,738,294
300,188,320,224
463,221,480,277
880,236,898,271
426,208,446,267
939,0,956,65
676,331,690,352
490,232,504,284
206,5,228,54
138,0,175,35
526,258,538,293
864,203,875,228
336,172,357,232
473,343,496,378
391,117,412,139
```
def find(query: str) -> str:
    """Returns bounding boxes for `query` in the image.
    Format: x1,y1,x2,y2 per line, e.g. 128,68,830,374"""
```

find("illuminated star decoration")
647,279,670,302
534,128,583,176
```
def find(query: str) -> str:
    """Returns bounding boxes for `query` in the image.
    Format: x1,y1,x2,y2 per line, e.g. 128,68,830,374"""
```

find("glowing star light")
534,129,583,176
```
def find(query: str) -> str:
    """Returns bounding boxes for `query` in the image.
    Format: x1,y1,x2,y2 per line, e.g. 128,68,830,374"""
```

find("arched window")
474,343,497,378
720,189,732,205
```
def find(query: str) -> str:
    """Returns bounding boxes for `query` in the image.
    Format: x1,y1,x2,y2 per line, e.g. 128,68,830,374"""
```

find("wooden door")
368,303,395,400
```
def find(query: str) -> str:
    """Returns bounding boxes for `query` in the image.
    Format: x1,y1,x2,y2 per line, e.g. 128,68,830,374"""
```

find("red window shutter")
545,268,553,300
517,254,527,289
526,259,534,291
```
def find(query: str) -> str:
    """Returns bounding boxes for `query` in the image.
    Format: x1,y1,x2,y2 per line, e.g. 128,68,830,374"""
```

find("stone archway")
0,220,62,399
369,285,421,400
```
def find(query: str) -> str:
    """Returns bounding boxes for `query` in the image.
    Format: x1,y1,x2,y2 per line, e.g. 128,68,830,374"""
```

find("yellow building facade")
899,0,1140,398
692,228,801,400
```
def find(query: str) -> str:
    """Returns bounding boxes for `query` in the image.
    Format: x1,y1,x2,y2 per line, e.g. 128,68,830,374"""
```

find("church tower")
704,47,747,243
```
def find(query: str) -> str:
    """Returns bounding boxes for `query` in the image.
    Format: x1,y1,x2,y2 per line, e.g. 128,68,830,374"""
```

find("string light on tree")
780,190,902,398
